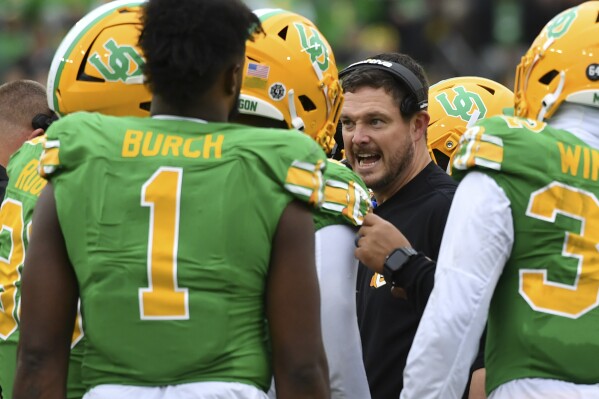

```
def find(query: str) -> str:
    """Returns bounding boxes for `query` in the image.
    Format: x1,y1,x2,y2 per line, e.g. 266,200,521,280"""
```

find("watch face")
387,250,409,271
386,248,417,271
384,248,417,284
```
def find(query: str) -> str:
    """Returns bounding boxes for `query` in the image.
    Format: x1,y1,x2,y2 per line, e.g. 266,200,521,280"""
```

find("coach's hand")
354,213,411,273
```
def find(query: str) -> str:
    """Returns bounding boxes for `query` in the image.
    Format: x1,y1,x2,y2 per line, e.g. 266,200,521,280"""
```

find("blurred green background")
0,0,586,89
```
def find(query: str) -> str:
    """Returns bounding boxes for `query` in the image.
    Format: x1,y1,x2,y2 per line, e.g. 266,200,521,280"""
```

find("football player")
428,75,514,398
14,0,330,398
0,79,54,399
0,1,150,398
402,2,599,398
234,9,372,399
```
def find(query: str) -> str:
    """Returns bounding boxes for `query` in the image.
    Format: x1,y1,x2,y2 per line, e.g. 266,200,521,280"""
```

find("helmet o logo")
88,38,145,82
294,23,329,72
546,8,578,39
435,86,487,122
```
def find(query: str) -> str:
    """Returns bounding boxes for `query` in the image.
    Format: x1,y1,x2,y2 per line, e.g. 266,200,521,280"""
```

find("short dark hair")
139,0,262,109
0,80,50,134
341,53,429,121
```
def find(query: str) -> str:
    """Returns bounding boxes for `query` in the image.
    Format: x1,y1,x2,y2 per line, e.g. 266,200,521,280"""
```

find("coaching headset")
330,58,428,160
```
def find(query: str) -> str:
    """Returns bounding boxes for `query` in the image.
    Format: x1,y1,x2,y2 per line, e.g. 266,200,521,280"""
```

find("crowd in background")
0,0,586,89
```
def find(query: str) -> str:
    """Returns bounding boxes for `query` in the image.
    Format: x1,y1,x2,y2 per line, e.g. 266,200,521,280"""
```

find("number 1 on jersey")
139,167,189,320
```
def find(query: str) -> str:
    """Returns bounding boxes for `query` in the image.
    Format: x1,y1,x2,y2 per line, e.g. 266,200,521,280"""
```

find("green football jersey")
453,115,599,392
0,136,86,399
0,137,46,399
40,112,328,391
316,159,370,230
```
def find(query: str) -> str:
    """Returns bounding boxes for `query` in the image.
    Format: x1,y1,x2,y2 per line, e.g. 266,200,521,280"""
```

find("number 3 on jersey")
139,167,189,320
520,182,599,318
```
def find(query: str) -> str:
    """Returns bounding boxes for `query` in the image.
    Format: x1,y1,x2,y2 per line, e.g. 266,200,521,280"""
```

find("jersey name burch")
558,141,599,181
122,129,224,159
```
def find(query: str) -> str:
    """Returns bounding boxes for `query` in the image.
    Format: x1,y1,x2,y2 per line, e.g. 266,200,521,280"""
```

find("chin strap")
287,89,305,131
537,70,565,121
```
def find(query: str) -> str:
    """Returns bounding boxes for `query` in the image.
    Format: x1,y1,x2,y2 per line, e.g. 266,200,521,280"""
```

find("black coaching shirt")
356,161,457,399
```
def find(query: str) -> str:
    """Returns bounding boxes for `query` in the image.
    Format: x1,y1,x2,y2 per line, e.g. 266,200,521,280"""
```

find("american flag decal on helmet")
247,62,270,79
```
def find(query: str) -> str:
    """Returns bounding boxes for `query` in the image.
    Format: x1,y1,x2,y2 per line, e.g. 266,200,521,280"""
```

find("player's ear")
28,128,45,140
224,61,244,96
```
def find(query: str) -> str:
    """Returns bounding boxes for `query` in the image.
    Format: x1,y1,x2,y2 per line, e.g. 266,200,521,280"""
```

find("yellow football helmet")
515,1,599,121
47,0,151,117
239,8,343,154
428,76,514,171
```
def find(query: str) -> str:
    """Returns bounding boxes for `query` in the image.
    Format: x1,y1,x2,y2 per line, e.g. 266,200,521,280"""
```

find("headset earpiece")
400,95,418,115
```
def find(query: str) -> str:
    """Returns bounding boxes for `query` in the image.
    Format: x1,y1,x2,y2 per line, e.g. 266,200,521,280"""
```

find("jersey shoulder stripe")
452,115,548,177
319,159,371,227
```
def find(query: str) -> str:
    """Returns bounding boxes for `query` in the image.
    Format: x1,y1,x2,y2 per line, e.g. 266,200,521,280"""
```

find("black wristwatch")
383,247,418,285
